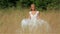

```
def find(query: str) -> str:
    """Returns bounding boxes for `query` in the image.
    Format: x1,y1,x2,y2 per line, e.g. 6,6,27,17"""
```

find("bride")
21,3,51,34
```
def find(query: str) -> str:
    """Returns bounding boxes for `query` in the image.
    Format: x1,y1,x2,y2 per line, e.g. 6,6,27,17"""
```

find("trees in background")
0,0,18,9
0,0,60,10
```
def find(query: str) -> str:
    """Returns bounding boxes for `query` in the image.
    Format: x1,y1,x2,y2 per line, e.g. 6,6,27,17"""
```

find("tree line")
0,0,60,10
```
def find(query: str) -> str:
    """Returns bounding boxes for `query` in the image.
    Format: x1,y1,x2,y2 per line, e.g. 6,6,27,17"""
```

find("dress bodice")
29,11,39,20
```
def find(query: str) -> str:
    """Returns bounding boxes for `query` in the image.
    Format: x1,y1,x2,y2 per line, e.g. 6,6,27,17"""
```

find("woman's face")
31,4,35,11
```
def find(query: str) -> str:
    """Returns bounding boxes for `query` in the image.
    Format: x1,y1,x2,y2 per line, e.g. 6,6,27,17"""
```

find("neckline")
30,11,38,16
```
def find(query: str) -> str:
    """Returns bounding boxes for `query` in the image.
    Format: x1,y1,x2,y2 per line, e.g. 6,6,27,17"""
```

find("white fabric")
21,11,51,34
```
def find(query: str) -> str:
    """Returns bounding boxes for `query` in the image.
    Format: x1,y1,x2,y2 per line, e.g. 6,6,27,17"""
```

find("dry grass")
0,8,60,34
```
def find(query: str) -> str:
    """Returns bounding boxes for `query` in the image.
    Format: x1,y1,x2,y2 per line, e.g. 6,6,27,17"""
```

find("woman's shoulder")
29,11,31,14
36,11,39,13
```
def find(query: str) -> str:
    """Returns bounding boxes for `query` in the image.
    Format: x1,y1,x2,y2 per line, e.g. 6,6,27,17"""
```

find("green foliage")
0,0,18,9
0,0,59,10
47,0,60,9
18,0,60,10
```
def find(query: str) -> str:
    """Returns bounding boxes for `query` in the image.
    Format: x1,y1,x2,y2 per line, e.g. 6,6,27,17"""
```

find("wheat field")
0,8,60,34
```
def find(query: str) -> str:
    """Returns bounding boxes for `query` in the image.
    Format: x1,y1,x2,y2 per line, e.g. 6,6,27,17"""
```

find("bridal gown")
21,11,51,34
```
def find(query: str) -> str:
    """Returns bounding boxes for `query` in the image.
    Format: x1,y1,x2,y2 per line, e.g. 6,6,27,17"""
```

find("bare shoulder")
36,11,40,14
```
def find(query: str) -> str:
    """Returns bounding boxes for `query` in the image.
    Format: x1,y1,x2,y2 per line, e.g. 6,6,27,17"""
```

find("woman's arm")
28,12,31,19
37,11,40,19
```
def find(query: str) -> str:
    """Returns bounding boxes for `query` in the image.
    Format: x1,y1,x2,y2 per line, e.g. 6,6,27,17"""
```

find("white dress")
21,11,51,34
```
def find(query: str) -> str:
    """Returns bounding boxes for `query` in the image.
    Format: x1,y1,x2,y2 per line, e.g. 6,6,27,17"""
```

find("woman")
21,3,51,34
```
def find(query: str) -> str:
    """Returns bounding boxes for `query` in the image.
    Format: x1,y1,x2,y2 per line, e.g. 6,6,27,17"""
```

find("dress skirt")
21,18,51,34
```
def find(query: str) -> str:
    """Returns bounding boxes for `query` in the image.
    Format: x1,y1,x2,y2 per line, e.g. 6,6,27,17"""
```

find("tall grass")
0,8,60,34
